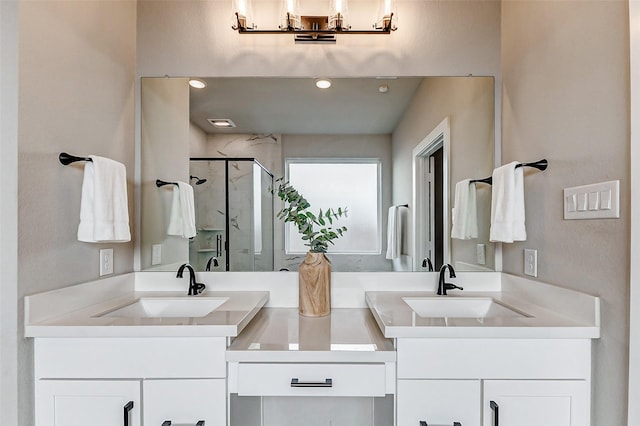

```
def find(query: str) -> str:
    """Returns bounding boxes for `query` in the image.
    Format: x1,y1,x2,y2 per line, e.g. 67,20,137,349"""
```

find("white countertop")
25,290,269,338
227,308,396,362
366,287,600,339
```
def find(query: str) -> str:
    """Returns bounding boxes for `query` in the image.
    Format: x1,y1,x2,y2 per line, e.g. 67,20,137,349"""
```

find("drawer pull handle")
490,400,499,426
123,401,134,426
161,422,205,426
419,422,462,426
290,378,333,388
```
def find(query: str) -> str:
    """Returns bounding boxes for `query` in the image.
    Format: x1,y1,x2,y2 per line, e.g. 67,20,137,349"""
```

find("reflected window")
286,159,381,254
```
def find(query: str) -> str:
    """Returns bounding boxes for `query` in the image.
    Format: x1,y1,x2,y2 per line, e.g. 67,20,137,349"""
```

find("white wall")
0,1,19,424
17,1,137,423
501,2,629,424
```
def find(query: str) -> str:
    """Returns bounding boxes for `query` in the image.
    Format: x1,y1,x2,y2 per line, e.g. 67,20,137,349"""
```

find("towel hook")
156,179,178,188
59,152,92,165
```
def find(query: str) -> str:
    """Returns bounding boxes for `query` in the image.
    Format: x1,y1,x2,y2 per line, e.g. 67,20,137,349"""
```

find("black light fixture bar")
232,12,395,38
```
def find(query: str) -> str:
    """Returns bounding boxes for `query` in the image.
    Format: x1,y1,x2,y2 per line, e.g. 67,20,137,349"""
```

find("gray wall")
0,1,19,424
501,1,629,424
16,1,137,424
140,77,190,270
392,77,495,271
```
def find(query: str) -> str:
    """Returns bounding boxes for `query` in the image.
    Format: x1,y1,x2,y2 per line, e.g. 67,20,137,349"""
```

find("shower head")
190,175,207,185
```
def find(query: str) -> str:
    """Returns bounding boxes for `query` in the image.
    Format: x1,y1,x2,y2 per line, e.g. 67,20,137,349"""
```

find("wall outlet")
152,244,162,265
100,248,114,276
476,244,486,265
524,248,537,277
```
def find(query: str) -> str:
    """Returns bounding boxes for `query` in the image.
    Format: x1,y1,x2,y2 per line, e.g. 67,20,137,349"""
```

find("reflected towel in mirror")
385,205,402,259
77,155,131,243
451,179,478,240
167,182,197,239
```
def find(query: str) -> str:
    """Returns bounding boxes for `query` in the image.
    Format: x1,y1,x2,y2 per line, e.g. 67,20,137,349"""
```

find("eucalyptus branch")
273,179,348,253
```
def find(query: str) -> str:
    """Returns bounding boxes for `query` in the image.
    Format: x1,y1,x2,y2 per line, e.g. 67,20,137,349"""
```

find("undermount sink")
402,297,527,319
100,297,229,318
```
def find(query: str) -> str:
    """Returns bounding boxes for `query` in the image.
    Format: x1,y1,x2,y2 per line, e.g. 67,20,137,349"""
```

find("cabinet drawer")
237,363,386,397
35,338,227,379
143,379,226,426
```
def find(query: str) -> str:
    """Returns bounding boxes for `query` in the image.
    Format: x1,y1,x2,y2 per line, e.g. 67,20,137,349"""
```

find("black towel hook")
59,152,92,165
471,158,548,185
156,179,178,188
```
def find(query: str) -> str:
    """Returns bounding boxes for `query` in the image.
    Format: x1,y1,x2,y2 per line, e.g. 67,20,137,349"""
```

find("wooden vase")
298,251,331,317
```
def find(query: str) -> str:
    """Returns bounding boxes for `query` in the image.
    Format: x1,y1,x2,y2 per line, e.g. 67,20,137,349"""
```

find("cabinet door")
397,379,481,426
35,380,140,426
143,379,226,426
483,380,588,426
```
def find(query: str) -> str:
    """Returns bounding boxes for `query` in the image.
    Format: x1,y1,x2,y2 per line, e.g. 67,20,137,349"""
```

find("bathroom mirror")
140,76,495,272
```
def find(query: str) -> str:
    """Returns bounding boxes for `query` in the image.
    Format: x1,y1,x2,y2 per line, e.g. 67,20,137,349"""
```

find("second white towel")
385,206,402,259
167,182,197,239
451,179,478,240
490,161,526,243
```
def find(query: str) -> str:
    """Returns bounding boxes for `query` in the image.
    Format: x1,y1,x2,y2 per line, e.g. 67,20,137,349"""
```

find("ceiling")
189,77,425,135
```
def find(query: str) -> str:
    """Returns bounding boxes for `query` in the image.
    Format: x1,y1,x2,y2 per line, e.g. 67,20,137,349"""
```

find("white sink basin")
403,297,527,319
100,297,228,318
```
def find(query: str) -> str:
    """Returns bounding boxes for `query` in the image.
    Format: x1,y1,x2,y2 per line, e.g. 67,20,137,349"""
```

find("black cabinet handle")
490,400,499,426
290,378,333,387
162,421,204,425
123,401,134,426
419,422,428,426
454,423,462,426
196,422,205,426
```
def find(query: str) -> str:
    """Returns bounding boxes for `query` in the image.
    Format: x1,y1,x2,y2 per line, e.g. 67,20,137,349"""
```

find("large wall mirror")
140,76,495,272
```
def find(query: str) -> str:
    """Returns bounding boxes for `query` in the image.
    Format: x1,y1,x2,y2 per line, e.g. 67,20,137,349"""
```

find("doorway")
412,117,450,272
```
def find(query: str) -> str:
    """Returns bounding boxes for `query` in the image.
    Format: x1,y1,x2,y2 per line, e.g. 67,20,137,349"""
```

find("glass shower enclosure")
189,158,274,271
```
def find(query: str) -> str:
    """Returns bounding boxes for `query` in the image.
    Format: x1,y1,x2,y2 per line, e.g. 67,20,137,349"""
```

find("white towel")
385,206,402,259
490,161,526,243
451,179,478,240
77,155,131,243
167,182,197,239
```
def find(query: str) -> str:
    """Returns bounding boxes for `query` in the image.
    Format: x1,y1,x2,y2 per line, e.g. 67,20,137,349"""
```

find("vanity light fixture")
208,118,237,128
315,78,332,89
232,0,397,44
189,79,207,89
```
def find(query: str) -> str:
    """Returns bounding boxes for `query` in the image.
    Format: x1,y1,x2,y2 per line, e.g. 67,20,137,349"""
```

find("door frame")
412,117,451,272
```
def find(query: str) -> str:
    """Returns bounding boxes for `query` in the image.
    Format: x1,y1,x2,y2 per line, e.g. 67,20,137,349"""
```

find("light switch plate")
524,248,537,277
152,244,162,265
100,248,114,276
476,244,486,265
564,180,620,220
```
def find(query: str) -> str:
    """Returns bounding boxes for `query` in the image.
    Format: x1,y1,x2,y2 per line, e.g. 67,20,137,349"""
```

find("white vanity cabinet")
36,380,141,426
34,337,227,426
482,380,588,426
396,338,592,426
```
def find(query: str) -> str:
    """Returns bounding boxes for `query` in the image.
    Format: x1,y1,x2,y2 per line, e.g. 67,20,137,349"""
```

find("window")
285,159,381,254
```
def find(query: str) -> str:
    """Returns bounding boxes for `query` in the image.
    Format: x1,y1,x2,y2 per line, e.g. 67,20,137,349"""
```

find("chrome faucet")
177,263,206,296
205,256,219,271
437,263,463,295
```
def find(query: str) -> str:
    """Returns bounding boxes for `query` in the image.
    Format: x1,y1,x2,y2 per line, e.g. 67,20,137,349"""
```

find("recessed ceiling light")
315,78,332,89
189,79,207,89
207,118,236,128
378,84,389,93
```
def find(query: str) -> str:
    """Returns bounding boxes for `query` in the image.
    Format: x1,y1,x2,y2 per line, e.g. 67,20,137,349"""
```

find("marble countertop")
227,308,396,362
25,290,269,338
365,290,601,339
